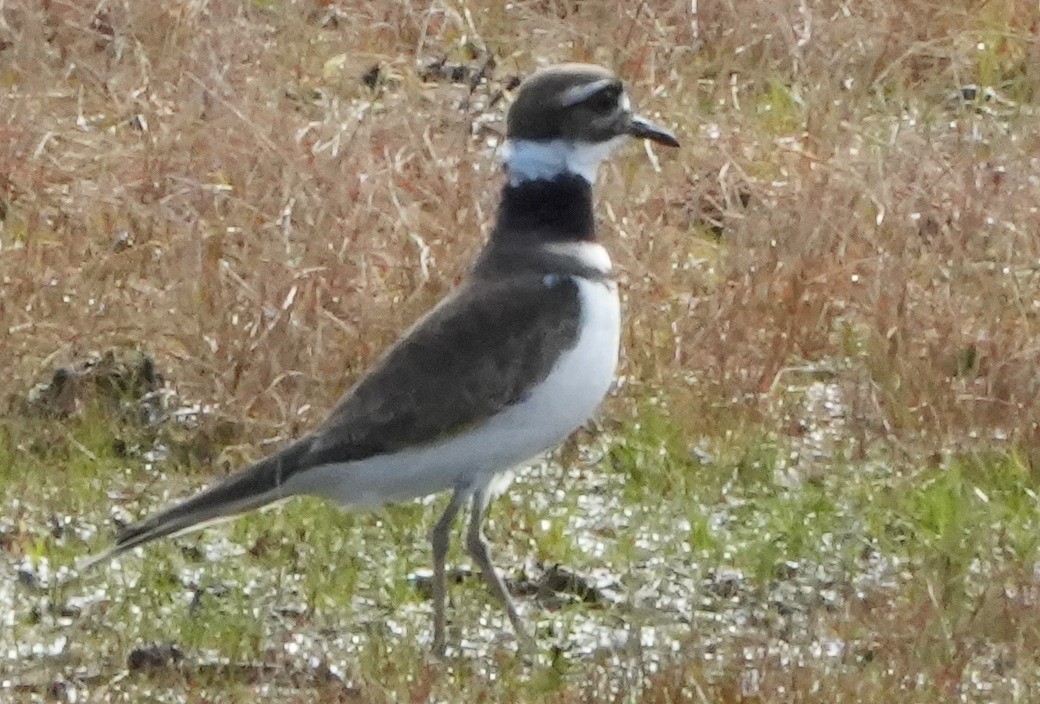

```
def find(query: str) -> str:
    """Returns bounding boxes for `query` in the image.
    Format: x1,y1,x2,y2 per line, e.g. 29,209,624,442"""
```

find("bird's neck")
488,136,630,245
473,137,628,279
492,171,596,244
501,137,626,186
475,170,613,281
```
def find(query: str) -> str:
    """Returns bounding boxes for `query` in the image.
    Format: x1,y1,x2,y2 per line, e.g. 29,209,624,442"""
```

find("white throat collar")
502,136,629,186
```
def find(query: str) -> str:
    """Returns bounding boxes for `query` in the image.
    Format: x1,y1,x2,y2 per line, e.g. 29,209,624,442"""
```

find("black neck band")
491,172,595,244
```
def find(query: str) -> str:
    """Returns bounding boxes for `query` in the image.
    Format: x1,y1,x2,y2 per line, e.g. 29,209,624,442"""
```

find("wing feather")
296,274,582,471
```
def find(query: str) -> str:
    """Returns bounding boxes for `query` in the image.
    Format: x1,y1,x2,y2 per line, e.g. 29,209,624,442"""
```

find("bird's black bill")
628,115,680,147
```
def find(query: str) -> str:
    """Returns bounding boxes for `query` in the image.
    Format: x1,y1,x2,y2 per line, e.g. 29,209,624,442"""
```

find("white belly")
286,277,621,507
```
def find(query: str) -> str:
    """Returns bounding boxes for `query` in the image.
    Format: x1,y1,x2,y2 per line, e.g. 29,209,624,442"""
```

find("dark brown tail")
80,438,312,570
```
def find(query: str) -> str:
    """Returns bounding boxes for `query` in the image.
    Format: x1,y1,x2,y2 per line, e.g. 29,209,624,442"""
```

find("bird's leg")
430,488,467,657
466,484,535,651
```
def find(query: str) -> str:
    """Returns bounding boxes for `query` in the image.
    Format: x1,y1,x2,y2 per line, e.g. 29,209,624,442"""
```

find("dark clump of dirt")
408,562,613,607
533,564,604,604
419,53,497,88
20,349,163,421
417,51,523,117
13,348,243,468
127,642,184,671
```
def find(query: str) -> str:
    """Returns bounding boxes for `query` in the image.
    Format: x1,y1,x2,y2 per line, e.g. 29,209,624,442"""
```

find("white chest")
529,276,621,433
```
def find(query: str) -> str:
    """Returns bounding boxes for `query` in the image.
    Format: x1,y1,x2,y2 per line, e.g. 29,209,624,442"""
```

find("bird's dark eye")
585,84,622,113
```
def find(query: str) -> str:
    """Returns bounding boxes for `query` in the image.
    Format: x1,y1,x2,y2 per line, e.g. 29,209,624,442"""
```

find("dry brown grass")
4,0,1039,458
3,1,1040,699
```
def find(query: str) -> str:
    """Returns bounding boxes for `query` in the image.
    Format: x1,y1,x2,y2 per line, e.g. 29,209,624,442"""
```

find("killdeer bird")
85,63,679,654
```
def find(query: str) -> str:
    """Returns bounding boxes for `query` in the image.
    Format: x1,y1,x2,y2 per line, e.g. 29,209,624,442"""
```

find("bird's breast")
538,275,621,426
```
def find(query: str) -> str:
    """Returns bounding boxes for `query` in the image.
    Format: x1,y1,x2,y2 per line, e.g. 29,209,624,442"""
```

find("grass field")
3,0,1040,701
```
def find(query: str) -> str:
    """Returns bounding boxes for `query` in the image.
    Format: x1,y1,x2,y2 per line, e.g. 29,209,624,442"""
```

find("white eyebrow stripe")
558,78,615,107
